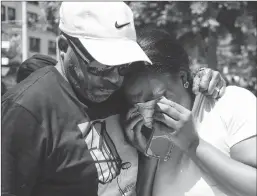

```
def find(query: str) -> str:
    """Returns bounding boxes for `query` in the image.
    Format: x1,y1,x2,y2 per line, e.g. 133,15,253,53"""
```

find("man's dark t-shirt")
1,67,135,196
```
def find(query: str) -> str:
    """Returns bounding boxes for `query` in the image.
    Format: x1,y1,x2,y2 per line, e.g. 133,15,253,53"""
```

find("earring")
184,81,189,88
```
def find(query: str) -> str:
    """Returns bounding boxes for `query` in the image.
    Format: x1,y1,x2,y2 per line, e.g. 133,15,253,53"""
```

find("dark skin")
56,35,124,103
56,34,255,196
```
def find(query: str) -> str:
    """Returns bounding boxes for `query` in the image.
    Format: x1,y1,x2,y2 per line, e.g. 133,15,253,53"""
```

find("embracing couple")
2,2,256,196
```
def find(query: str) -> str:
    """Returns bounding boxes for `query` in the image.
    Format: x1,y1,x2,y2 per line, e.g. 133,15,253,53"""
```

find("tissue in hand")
136,99,159,129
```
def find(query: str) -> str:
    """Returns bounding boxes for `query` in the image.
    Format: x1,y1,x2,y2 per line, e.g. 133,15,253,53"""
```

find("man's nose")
104,67,124,86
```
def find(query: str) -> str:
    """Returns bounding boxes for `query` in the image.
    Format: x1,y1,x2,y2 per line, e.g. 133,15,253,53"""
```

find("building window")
1,6,6,21
27,12,38,27
28,1,39,5
8,7,16,21
48,41,56,55
29,37,40,52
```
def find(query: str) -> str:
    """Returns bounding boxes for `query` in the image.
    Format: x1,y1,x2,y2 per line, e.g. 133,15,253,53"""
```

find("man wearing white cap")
2,2,226,196
1,3,152,196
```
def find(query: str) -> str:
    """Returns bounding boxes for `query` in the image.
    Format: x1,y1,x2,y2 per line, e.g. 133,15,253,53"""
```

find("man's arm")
1,103,46,196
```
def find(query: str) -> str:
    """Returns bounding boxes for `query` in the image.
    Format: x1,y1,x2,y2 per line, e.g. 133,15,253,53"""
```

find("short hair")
137,28,190,75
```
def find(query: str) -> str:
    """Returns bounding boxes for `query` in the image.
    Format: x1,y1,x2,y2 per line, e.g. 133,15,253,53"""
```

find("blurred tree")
40,1,257,94
38,1,61,35
129,1,257,94
1,30,22,61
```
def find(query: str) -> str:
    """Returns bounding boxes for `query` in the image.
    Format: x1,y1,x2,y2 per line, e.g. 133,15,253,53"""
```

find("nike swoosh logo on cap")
115,21,130,29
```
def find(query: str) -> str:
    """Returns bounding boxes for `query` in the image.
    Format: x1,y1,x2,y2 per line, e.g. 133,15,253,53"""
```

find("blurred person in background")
123,28,256,196
2,2,227,196
2,54,57,96
1,81,7,96
1,61,20,95
16,54,57,83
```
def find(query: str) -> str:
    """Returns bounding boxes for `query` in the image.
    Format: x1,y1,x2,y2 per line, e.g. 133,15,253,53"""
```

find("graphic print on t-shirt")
78,120,122,184
78,115,138,196
97,115,138,196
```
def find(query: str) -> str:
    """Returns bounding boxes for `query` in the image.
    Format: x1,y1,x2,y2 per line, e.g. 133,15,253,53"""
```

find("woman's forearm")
136,153,159,196
189,139,256,196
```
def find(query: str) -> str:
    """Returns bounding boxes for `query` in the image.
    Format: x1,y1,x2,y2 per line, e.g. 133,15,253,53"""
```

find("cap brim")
79,38,152,66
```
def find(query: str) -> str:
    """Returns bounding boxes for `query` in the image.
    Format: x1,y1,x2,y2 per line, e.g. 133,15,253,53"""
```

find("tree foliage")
37,2,257,94
1,32,21,60
39,1,62,35
128,1,257,94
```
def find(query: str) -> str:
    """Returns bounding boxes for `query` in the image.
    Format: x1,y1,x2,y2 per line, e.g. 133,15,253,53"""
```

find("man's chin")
87,92,113,103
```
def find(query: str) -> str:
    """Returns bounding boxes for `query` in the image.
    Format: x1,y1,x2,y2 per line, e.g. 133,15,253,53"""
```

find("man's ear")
58,35,69,54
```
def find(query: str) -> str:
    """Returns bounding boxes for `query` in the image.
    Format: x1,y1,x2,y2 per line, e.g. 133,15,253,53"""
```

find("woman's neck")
189,91,196,111
177,88,195,111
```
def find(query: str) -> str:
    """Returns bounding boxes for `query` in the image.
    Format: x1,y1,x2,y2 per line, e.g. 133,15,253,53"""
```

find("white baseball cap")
59,2,151,66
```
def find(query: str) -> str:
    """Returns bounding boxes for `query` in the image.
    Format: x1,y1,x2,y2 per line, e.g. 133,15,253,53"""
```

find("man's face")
62,38,125,103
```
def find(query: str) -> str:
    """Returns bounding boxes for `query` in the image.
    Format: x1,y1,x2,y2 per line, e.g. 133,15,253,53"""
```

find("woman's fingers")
196,68,226,98
153,112,178,132
207,71,226,98
207,70,221,96
134,121,147,152
210,79,223,98
198,68,213,93
125,106,140,121
192,75,201,94
155,100,192,131
124,113,143,143
158,97,187,113
218,84,226,98
125,113,143,132
155,102,181,120
217,78,226,98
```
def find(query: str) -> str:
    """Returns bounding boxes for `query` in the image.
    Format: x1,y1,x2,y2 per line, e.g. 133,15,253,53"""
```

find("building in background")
1,1,57,64
1,1,57,90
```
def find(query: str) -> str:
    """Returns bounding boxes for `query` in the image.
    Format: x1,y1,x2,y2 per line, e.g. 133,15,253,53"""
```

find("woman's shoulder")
225,85,255,96
214,85,256,120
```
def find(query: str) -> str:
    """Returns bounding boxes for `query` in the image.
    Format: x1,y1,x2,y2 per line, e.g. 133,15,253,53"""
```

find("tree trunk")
207,31,218,70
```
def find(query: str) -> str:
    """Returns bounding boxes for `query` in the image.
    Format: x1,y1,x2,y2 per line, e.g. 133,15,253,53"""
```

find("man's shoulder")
2,67,63,111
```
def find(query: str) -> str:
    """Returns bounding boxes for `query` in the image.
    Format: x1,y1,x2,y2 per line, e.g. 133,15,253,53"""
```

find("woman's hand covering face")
122,67,227,153
123,96,200,154
153,97,199,153
193,68,226,99
123,107,147,153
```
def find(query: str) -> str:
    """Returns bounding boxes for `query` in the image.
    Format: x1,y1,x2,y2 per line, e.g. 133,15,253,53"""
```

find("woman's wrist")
186,137,201,157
